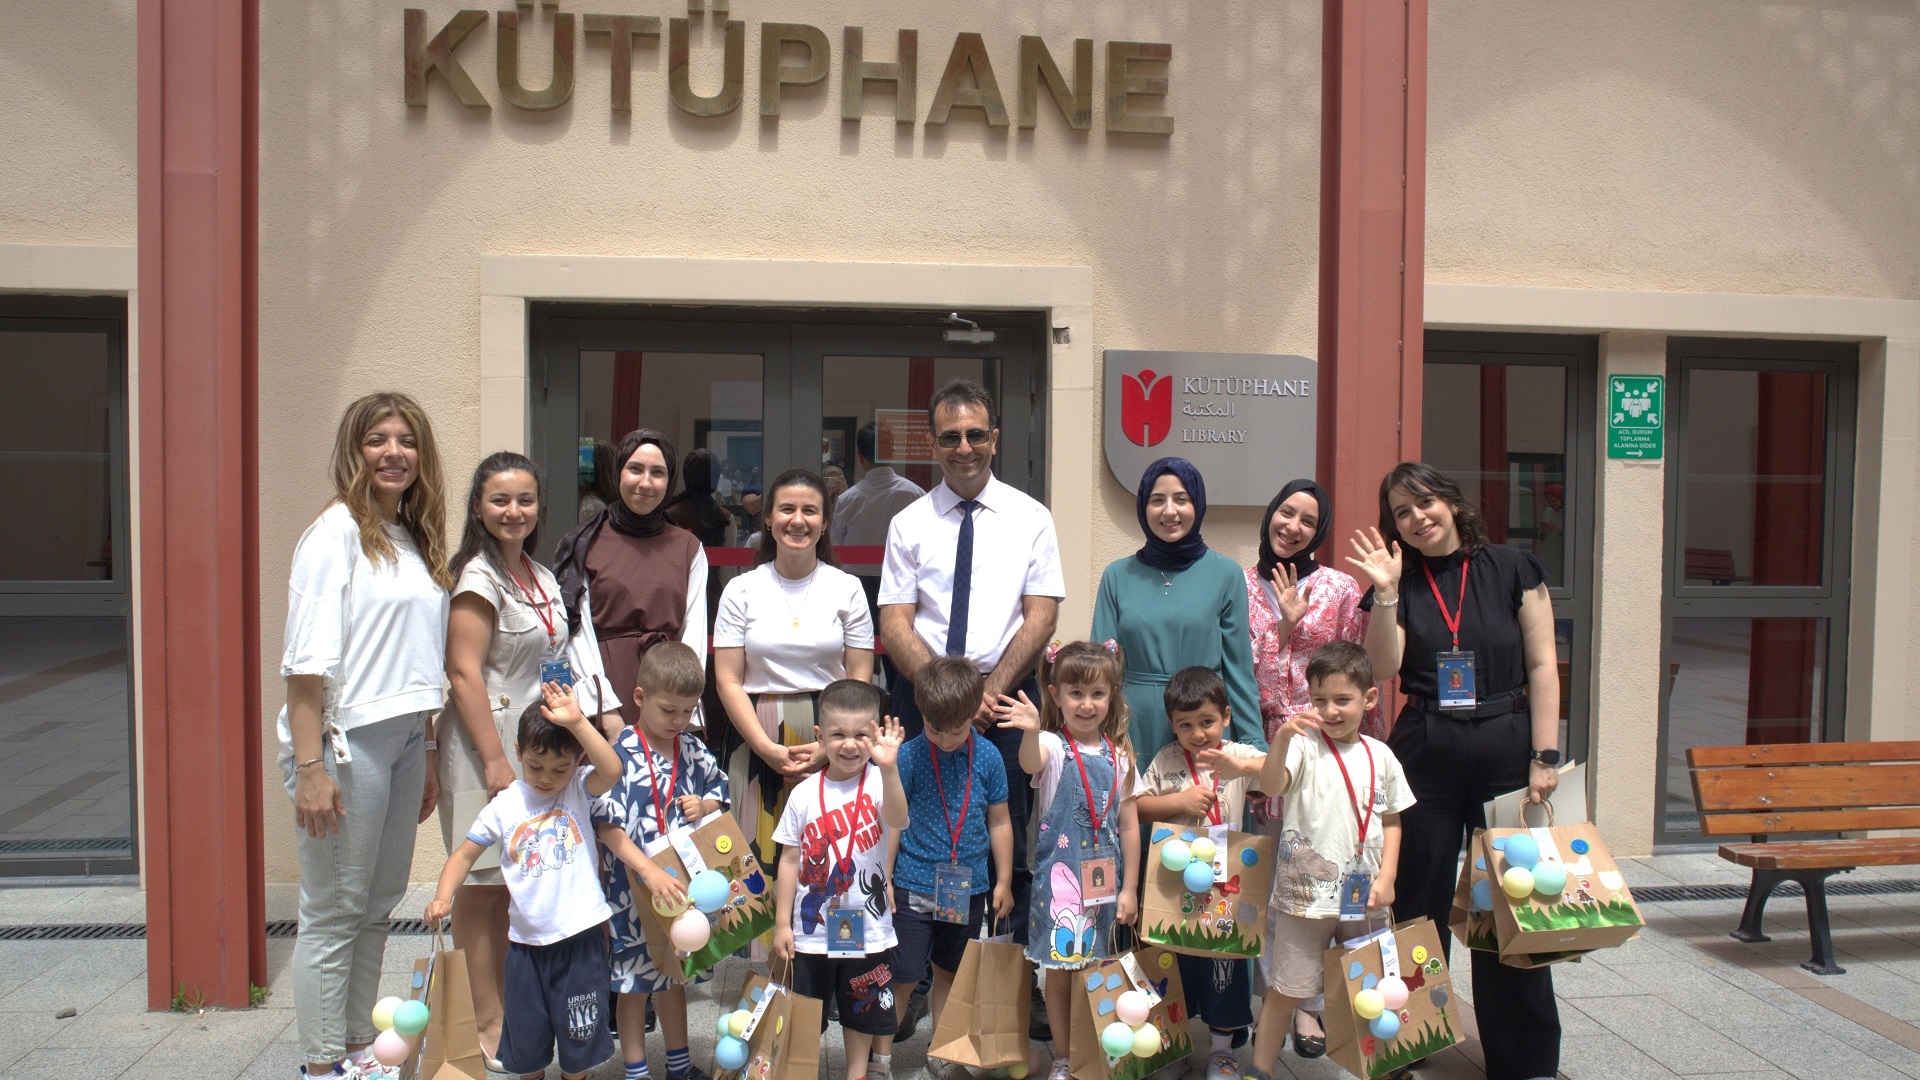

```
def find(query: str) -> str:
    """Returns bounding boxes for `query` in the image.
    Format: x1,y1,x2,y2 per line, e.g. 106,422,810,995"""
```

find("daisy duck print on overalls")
1027,735,1123,968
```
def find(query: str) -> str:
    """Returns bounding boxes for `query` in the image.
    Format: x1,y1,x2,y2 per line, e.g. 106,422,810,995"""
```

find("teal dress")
1091,550,1266,763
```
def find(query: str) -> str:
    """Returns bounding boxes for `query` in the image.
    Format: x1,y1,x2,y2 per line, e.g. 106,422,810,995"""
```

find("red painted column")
1316,0,1427,554
138,0,266,1009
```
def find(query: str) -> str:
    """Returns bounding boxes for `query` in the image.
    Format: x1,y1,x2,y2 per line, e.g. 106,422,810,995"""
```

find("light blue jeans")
283,711,427,1066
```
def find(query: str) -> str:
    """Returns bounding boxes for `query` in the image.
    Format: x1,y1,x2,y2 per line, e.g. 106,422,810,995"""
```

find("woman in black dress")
1347,461,1563,1080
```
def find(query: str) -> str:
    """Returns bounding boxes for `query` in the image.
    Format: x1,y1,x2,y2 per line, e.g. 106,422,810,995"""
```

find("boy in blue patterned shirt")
591,643,729,1080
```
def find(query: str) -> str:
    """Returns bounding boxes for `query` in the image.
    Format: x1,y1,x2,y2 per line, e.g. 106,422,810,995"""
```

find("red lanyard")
507,555,559,652
1421,555,1471,650
634,728,680,830
816,766,870,870
1182,748,1223,826
1067,735,1120,833
1321,731,1376,858
929,737,975,862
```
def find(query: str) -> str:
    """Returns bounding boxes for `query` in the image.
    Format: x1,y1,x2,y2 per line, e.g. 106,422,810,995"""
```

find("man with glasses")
880,379,1063,960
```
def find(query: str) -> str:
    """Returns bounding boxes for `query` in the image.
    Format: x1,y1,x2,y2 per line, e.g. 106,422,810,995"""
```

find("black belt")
1405,688,1527,719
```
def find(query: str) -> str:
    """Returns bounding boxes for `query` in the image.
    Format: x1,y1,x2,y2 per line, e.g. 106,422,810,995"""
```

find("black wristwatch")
1530,748,1563,767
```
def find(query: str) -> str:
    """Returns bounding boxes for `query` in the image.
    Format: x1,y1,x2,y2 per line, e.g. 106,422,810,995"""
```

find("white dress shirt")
832,466,926,547
879,475,1065,673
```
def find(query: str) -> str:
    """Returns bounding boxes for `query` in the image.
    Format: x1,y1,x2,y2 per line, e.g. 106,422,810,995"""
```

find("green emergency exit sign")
1607,376,1664,460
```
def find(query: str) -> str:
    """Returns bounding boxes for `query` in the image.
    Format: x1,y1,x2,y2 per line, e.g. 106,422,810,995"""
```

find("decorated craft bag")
712,965,822,1080
1138,824,1274,957
1482,822,1642,957
366,927,485,1080
1069,947,1192,1080
928,920,1035,1070
629,809,776,981
1322,919,1464,1080
1450,830,1589,969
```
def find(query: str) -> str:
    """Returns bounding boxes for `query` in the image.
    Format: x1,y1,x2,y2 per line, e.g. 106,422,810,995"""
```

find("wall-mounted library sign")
1102,350,1317,506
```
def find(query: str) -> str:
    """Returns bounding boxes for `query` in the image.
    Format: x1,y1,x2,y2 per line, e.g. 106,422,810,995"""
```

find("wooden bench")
1687,741,1920,974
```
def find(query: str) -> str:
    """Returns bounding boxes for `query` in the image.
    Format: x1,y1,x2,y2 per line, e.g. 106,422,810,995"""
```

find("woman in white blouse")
279,393,453,1078
713,469,875,871
437,451,620,1066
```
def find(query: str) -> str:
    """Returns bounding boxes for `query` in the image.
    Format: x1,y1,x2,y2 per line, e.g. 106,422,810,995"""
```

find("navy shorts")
498,923,615,1076
1176,952,1253,1032
792,950,900,1036
890,885,987,988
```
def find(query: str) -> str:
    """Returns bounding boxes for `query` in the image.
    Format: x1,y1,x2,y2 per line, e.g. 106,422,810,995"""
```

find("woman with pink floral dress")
1242,478,1384,1058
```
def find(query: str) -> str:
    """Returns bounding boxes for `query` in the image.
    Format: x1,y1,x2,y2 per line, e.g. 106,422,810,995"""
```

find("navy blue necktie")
945,499,981,657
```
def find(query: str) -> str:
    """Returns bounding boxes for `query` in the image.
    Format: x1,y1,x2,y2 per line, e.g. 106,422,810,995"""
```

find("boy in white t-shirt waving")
772,680,911,1080
426,683,622,1080
1244,641,1416,1080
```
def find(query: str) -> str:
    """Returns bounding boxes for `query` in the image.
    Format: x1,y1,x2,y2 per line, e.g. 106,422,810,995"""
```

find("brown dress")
584,523,702,727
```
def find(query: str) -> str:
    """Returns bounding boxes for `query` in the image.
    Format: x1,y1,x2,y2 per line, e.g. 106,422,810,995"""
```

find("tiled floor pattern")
0,857,1916,1080
0,617,133,856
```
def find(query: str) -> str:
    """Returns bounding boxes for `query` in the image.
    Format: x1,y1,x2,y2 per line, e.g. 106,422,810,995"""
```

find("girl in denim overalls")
994,640,1142,1080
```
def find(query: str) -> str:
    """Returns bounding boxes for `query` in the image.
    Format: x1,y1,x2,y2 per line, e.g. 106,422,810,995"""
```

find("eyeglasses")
935,428,993,449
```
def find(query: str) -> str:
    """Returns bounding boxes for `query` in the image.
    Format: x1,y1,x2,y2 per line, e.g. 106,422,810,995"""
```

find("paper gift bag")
717,968,823,1080
1138,825,1275,958
1483,823,1642,957
629,810,776,982
402,928,488,1080
1069,947,1192,1080
1451,831,1589,969
928,924,1034,1069
1322,919,1464,1080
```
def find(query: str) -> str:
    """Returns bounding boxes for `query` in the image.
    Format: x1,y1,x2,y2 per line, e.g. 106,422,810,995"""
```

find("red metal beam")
1316,0,1427,555
138,0,266,1009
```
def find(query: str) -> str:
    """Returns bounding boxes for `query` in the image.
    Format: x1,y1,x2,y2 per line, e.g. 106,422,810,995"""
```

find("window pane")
1682,369,1827,587
0,616,132,861
1663,616,1826,835
1421,363,1569,585
0,331,115,581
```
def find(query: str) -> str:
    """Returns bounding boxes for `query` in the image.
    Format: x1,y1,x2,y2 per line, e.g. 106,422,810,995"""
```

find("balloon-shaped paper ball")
1501,866,1535,899
1369,1011,1401,1040
1131,1024,1162,1058
1377,977,1409,1011
372,1029,412,1067
1182,861,1215,894
1503,833,1540,870
1101,1021,1136,1057
689,870,732,914
1115,990,1152,1026
1470,879,1493,912
392,999,430,1036
716,1014,735,1038
1532,863,1569,897
1160,840,1191,871
1188,837,1218,863
653,891,691,918
1008,1064,1030,1079
371,996,403,1032
670,909,712,951
1352,988,1385,1019
716,1035,750,1070
728,1010,750,1037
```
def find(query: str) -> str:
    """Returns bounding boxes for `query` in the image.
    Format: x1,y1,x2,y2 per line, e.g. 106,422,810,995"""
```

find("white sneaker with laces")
1046,1060,1073,1080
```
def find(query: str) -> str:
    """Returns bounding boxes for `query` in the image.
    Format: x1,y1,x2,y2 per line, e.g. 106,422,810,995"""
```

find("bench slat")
1687,741,1920,767
1696,807,1920,836
1717,837,1920,870
1691,763,1920,813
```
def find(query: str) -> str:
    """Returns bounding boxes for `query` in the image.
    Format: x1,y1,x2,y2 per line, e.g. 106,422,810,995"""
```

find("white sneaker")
1046,1061,1073,1080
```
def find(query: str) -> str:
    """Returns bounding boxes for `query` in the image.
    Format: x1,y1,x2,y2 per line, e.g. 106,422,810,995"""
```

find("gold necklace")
777,564,818,629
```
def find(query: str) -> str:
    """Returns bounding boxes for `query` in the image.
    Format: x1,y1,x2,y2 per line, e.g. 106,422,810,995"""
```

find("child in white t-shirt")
426,683,621,1080
772,680,910,1080
1245,641,1415,1080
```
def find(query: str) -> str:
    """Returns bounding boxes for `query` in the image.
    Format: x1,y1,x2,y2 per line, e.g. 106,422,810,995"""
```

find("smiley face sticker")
1411,945,1428,965
1158,953,1174,969
715,835,733,854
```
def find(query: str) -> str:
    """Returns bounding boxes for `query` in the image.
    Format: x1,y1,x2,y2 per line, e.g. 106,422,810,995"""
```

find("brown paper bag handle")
770,951,795,988
1517,799,1556,828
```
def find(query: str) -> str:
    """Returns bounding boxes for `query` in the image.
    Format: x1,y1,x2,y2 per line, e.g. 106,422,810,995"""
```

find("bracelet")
295,757,325,771
1373,595,1399,608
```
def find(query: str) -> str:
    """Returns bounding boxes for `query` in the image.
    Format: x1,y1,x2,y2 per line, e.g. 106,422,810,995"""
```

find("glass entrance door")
1657,339,1855,842
0,296,135,876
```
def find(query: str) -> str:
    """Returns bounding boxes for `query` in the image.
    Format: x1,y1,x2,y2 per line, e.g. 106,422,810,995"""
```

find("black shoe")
894,989,930,1042
674,1066,714,1080
646,1000,657,1033
826,995,841,1022
1290,1011,1326,1059
1027,991,1051,1042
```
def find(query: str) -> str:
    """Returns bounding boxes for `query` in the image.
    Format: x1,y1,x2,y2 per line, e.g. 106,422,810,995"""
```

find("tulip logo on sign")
1121,369,1173,447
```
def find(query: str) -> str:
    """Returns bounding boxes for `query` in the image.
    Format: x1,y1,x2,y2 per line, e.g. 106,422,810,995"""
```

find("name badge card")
1436,650,1476,710
826,907,866,956
1339,872,1373,918
540,658,575,689
1080,857,1117,907
933,863,973,924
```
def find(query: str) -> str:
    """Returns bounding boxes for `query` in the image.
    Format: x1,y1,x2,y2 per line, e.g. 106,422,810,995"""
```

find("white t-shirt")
466,768,615,945
1031,731,1131,822
772,765,898,954
712,563,874,694
880,476,1066,673
1271,733,1415,919
277,503,448,752
1133,740,1265,829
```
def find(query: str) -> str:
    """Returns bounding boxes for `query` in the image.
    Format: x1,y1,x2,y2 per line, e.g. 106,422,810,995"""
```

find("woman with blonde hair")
279,392,453,1078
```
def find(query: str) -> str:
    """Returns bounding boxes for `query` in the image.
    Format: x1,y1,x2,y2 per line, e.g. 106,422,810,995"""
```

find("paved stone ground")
1,855,1917,1080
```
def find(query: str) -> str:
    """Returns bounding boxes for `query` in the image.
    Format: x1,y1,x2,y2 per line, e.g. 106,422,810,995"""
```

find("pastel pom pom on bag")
1137,825,1274,958
929,920,1035,1071
1450,829,1590,969
1069,947,1191,1080
713,964,822,1080
1481,822,1643,959
401,926,488,1080
1321,919,1464,1080
629,810,775,982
